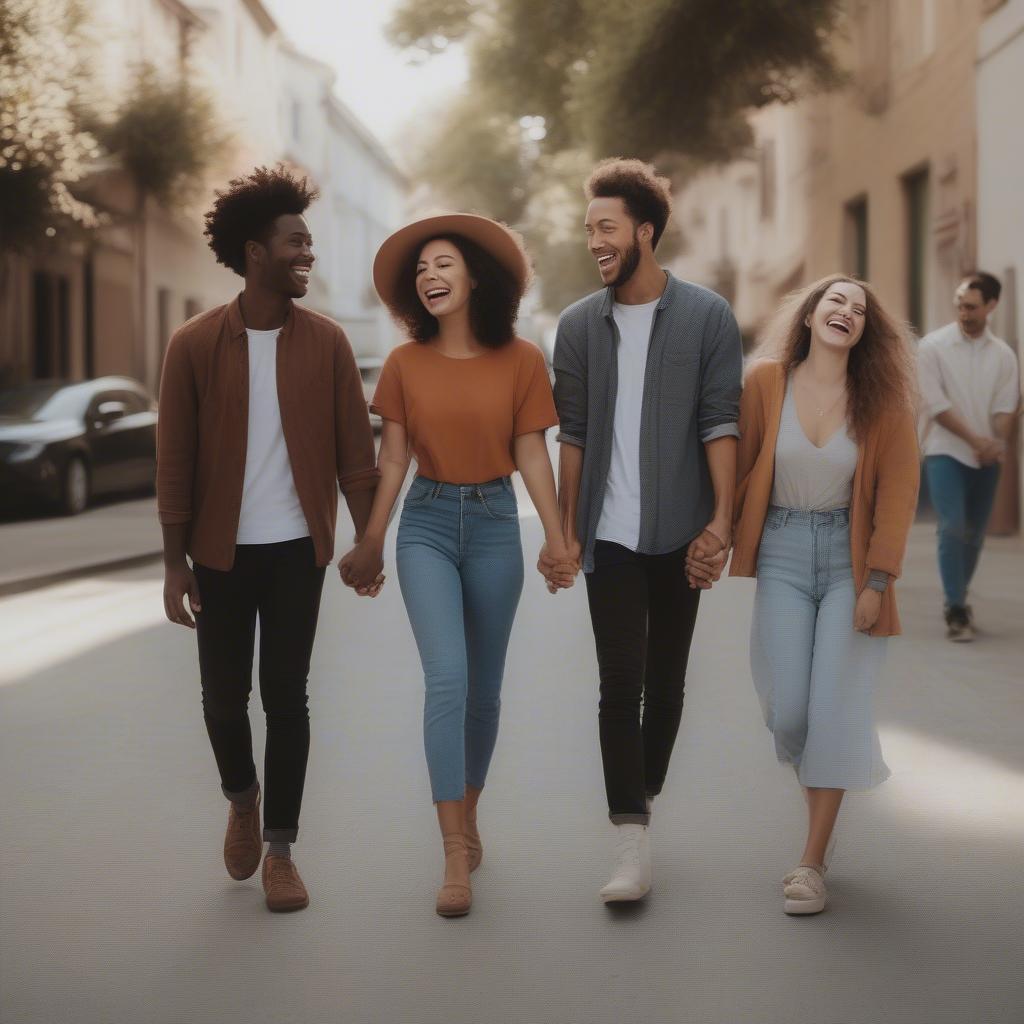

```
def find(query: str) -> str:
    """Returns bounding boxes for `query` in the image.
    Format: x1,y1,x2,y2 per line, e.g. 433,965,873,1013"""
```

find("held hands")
973,436,1006,466
338,538,386,598
684,522,731,590
853,588,882,634
537,537,582,595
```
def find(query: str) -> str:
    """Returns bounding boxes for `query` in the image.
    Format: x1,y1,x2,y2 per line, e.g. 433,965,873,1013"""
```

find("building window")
32,271,71,379
903,167,930,336
843,196,869,280
758,140,776,222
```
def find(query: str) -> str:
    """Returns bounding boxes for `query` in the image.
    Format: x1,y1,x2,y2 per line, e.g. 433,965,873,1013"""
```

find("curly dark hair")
389,234,521,348
585,158,674,249
203,165,319,276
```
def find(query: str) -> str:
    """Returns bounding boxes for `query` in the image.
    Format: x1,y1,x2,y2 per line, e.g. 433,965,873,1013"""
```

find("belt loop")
432,481,442,499
781,508,790,527
475,485,483,502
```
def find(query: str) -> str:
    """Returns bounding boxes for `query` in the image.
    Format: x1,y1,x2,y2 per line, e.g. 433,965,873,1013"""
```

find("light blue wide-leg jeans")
750,506,890,790
396,475,525,802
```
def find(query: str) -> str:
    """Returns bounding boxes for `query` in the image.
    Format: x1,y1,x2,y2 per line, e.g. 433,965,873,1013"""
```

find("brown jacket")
728,359,919,636
156,295,380,571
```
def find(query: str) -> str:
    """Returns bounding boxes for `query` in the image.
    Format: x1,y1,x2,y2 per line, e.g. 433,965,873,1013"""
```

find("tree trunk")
134,188,148,386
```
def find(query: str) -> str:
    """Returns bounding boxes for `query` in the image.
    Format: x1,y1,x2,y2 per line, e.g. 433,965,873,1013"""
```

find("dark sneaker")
224,786,262,880
262,855,309,912
944,606,973,643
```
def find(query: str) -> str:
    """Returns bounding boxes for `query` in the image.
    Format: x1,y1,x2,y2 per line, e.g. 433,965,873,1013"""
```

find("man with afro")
157,165,380,912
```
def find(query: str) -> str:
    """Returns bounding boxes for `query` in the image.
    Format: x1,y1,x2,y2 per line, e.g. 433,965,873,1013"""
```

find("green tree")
388,0,842,311
95,63,228,379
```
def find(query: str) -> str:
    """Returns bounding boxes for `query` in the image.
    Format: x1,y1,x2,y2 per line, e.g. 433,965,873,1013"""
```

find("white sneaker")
782,864,826,915
599,824,651,903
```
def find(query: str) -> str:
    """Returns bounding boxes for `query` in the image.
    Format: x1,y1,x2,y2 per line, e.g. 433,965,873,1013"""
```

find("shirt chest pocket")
659,349,700,406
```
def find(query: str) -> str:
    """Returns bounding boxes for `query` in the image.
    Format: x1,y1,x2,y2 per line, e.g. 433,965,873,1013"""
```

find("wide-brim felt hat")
373,213,532,312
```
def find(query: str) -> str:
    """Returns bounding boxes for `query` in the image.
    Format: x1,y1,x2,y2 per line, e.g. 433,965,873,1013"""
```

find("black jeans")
194,537,326,842
585,541,701,824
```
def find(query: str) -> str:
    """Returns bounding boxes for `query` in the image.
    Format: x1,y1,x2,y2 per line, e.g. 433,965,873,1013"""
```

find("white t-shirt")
235,328,311,545
917,322,1020,468
595,298,659,550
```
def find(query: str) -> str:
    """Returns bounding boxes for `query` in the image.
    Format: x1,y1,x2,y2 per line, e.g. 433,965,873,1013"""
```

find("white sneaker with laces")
782,864,826,915
599,824,651,903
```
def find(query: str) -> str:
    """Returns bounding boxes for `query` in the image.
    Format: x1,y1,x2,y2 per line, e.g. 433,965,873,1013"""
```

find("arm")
933,409,1003,464
855,409,921,631
338,418,411,595
334,332,381,537
686,304,743,585
156,331,201,628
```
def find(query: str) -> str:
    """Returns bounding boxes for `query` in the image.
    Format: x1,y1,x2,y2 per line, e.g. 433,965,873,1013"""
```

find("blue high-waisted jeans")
750,507,890,790
396,475,524,802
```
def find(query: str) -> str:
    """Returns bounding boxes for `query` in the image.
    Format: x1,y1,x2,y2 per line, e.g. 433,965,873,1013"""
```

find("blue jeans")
396,476,524,803
751,507,889,790
924,455,1001,609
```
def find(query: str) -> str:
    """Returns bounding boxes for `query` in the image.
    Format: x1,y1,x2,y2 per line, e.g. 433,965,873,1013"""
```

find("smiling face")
585,197,649,287
808,280,867,352
416,238,474,319
249,213,314,298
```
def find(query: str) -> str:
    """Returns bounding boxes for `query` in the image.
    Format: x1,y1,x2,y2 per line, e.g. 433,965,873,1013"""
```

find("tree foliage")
388,0,843,311
0,0,101,250
97,63,228,208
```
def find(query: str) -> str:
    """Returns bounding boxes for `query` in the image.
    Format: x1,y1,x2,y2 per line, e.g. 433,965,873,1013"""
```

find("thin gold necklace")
795,374,847,418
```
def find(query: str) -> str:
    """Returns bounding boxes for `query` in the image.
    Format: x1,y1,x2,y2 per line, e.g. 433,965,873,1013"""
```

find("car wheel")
61,456,90,516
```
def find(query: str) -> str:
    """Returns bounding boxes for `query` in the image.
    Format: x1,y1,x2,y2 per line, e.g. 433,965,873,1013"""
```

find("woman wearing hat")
339,214,577,917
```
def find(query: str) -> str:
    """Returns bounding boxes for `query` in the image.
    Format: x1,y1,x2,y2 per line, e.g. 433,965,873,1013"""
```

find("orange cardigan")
728,360,920,637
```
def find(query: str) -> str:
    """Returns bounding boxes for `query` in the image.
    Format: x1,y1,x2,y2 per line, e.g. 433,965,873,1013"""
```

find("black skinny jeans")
585,541,701,825
194,537,325,843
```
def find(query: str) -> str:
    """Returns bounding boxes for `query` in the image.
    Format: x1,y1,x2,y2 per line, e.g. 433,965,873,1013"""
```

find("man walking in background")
157,166,379,911
544,159,742,903
918,272,1020,642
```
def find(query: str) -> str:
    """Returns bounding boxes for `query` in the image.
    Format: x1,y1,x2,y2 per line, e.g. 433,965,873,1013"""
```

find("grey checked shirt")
553,272,742,573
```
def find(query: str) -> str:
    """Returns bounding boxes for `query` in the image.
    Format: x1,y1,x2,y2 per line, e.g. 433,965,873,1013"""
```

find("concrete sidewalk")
1,505,1022,1023
0,497,161,596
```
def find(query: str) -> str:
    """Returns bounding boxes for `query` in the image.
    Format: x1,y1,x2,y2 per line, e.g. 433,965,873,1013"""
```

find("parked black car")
0,377,157,515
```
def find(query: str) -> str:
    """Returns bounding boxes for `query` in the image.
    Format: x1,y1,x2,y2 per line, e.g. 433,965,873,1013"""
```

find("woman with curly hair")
339,215,575,917
157,165,380,913
689,274,919,915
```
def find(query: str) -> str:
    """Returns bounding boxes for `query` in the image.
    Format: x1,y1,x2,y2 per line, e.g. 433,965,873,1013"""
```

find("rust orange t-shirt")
370,337,559,484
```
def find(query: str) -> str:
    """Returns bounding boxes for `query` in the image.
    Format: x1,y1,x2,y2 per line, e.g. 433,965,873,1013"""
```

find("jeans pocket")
404,479,433,507
478,487,517,521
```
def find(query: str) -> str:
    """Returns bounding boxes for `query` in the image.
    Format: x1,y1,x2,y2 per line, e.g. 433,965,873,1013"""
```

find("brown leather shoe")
262,855,309,913
223,787,262,881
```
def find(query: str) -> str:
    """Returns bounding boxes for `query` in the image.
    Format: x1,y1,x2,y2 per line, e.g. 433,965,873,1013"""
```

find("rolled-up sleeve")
552,315,587,448
917,341,952,418
156,330,197,525
698,303,743,443
993,347,1021,415
334,333,381,495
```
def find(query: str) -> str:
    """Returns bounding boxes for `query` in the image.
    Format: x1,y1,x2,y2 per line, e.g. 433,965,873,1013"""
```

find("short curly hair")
585,158,673,249
389,234,521,348
203,165,319,276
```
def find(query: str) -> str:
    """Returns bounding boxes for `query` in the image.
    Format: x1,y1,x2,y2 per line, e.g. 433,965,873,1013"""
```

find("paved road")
1,509,1022,1024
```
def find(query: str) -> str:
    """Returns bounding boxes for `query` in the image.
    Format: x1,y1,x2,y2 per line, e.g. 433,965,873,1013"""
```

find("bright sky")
262,0,467,160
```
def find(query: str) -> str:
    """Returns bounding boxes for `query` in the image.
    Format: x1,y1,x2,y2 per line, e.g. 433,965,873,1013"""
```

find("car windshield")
0,383,91,421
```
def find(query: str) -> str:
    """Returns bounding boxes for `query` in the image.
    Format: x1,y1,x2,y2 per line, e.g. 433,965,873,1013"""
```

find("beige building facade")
1,0,406,396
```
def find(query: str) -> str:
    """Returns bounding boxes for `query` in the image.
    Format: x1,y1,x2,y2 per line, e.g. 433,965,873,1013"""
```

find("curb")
0,550,164,600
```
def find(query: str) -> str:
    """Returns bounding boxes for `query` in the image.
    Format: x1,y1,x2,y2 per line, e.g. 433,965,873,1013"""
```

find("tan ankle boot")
436,833,472,917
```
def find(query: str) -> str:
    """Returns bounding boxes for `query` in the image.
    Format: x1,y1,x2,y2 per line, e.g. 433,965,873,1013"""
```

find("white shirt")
235,328,311,545
771,378,857,511
917,322,1020,468
595,298,659,550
